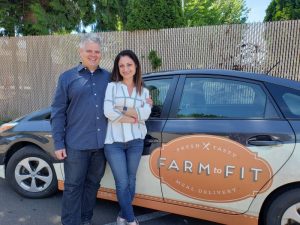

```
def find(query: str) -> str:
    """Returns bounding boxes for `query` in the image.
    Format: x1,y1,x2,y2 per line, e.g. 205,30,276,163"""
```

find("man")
51,34,110,225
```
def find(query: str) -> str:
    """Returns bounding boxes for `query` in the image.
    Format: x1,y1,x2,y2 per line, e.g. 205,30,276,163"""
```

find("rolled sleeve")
136,89,151,121
50,76,68,150
104,83,123,122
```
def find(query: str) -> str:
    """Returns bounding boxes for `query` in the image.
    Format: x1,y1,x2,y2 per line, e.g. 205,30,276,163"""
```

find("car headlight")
0,122,17,133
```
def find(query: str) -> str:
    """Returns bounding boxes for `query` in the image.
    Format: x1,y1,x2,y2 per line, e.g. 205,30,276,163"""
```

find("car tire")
6,145,58,198
264,188,300,225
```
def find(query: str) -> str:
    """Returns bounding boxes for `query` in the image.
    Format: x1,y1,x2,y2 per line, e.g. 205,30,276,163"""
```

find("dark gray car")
1,69,300,225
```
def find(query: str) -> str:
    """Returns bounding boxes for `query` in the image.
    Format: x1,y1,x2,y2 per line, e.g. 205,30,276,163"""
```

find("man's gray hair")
79,33,101,48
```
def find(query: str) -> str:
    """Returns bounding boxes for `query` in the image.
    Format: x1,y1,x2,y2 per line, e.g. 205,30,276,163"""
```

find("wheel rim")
281,203,300,225
14,157,53,192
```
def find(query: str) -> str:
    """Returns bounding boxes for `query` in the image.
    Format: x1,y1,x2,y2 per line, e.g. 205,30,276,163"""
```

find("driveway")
0,179,220,225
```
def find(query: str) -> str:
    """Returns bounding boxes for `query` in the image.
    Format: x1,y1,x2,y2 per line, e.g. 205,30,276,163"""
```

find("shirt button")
94,93,97,96
93,83,96,86
97,117,99,120
96,105,98,107
97,128,101,131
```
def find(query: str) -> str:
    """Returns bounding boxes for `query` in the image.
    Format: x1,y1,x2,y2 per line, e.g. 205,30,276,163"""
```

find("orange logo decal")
149,135,273,202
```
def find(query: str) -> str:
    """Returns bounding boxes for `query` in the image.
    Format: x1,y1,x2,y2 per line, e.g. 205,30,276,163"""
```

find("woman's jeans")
61,148,106,225
104,139,144,222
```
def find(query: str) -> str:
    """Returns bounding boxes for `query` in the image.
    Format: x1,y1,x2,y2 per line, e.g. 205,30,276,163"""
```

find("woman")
104,50,151,225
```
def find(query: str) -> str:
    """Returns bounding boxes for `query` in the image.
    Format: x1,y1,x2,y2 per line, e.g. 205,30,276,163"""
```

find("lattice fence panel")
0,20,299,119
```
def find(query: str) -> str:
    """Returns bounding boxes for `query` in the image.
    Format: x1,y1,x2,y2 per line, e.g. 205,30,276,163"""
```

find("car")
0,69,300,225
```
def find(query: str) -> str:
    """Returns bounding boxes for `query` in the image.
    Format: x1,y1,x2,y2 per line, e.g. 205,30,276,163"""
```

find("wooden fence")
0,20,299,119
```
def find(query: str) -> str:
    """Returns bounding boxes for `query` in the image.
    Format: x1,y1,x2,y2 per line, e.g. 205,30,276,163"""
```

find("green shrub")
148,50,162,70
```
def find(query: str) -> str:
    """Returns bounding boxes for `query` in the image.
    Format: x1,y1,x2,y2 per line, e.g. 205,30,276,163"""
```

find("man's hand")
55,149,67,160
146,96,153,106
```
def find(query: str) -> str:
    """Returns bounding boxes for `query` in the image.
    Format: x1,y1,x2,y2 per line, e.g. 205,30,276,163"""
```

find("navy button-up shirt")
50,64,111,151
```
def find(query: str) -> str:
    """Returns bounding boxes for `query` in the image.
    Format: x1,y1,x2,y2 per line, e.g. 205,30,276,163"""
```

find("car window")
266,83,300,119
177,77,278,119
282,93,300,116
145,79,172,118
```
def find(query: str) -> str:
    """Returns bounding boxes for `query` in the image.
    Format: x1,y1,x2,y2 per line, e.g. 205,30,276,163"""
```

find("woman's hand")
115,106,138,118
114,106,123,112
117,115,138,123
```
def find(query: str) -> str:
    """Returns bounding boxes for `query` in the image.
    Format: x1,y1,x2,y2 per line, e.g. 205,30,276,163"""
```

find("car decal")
149,135,273,202
57,181,259,225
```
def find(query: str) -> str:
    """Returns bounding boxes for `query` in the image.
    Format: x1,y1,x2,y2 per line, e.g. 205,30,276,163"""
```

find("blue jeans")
104,139,144,222
61,148,106,225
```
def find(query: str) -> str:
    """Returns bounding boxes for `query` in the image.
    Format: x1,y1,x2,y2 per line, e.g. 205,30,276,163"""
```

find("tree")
22,0,82,35
264,0,300,21
0,0,90,36
125,0,185,30
0,0,29,36
0,0,249,36
92,0,128,31
184,0,249,26
0,0,127,35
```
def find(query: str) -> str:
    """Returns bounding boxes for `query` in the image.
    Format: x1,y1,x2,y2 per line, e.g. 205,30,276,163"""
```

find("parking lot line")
103,211,170,225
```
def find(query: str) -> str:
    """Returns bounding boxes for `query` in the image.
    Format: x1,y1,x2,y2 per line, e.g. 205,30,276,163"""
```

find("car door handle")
247,135,283,146
144,138,160,143
248,140,282,146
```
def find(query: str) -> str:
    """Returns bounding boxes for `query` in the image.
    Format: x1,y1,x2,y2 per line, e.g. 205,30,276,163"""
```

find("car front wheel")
264,188,300,225
6,145,57,198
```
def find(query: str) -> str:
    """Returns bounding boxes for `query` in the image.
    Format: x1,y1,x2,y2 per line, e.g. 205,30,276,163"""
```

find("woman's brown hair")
111,49,143,95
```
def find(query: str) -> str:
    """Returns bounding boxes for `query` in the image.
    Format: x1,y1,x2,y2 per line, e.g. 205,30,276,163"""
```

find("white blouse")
104,82,151,144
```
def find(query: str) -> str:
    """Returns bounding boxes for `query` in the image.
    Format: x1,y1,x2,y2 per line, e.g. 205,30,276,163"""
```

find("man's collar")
77,63,101,72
